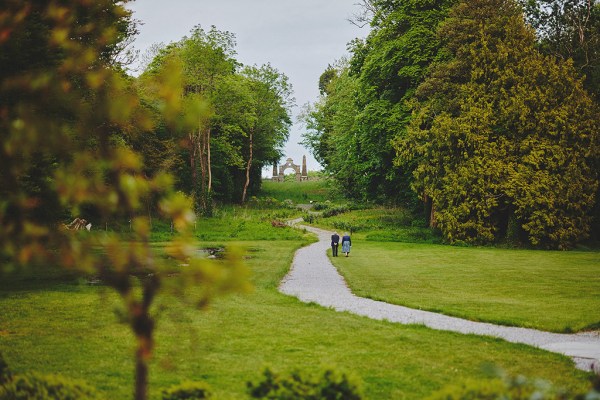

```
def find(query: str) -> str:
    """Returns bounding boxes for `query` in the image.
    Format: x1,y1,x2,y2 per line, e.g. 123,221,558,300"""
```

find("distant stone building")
272,156,308,181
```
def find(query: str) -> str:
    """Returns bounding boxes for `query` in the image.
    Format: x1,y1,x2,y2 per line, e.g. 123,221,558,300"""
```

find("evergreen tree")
396,0,600,248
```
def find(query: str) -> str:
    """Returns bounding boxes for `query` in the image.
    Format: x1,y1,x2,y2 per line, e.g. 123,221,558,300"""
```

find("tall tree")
519,0,600,97
395,0,600,248
303,0,454,205
180,25,238,214
240,64,293,203
301,62,363,199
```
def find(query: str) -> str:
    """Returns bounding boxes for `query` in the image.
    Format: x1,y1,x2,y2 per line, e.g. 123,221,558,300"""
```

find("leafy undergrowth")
308,207,443,244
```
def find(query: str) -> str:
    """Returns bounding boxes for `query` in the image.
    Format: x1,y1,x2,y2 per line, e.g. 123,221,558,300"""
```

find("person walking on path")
341,232,351,257
331,231,340,257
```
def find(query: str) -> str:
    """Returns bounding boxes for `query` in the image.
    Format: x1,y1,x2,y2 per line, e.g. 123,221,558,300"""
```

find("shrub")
247,367,362,400
247,196,283,209
0,372,100,400
302,213,317,224
410,217,427,228
282,199,295,209
331,220,366,233
161,381,212,399
365,228,442,244
426,375,589,400
311,202,330,211
321,206,349,218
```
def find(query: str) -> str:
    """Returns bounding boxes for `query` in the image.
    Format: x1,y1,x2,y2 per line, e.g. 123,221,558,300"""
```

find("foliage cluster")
0,1,254,399
161,381,212,400
0,354,100,400
427,374,600,399
310,207,442,244
395,0,600,249
518,0,600,98
192,207,304,241
315,204,351,218
247,368,363,400
138,28,293,214
301,0,454,207
302,0,600,249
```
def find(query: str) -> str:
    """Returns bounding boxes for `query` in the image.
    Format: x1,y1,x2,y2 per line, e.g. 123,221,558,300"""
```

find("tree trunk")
197,124,208,213
424,194,432,227
207,127,212,193
241,129,254,203
429,202,437,228
133,276,158,400
134,346,149,400
505,205,520,245
189,131,199,208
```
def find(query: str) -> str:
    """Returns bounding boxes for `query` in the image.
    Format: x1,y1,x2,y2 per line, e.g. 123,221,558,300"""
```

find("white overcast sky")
126,0,368,176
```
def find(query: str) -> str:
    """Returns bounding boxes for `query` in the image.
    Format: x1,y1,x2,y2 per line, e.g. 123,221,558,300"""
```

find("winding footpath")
279,222,600,372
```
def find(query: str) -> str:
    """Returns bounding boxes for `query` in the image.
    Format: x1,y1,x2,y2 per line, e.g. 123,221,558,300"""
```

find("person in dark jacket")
331,232,340,257
341,232,351,257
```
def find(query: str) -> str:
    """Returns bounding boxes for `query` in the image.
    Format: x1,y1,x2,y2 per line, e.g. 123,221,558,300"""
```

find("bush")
282,199,295,209
247,367,362,400
365,228,442,244
0,373,100,400
321,206,349,218
311,202,331,211
161,381,212,399
0,354,99,400
331,220,366,233
426,375,593,400
247,196,283,209
302,213,317,224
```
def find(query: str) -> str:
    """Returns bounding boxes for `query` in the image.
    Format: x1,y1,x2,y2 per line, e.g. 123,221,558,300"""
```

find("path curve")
280,223,600,372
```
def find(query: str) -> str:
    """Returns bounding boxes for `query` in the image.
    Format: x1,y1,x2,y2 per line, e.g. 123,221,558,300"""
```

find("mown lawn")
329,241,600,333
0,240,594,399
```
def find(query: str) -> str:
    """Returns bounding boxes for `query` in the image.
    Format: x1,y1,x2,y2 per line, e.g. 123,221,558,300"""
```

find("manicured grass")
0,240,594,399
329,241,600,333
260,178,340,203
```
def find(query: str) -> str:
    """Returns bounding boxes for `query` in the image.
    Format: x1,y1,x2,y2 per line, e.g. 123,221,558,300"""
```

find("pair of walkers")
331,231,351,257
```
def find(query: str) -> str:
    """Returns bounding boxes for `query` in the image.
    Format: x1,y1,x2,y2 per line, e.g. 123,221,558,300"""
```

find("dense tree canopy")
304,0,600,248
137,27,292,212
395,0,600,248
302,0,453,205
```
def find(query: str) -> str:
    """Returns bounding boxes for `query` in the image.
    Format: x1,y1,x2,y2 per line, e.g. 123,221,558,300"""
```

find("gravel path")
280,223,600,372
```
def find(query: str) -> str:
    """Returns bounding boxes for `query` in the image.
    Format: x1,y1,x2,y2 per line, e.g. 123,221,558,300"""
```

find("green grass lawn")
148,207,305,242
0,239,595,399
329,241,600,333
260,178,339,203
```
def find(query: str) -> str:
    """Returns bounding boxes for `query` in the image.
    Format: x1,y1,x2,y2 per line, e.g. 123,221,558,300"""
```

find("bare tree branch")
347,0,377,28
